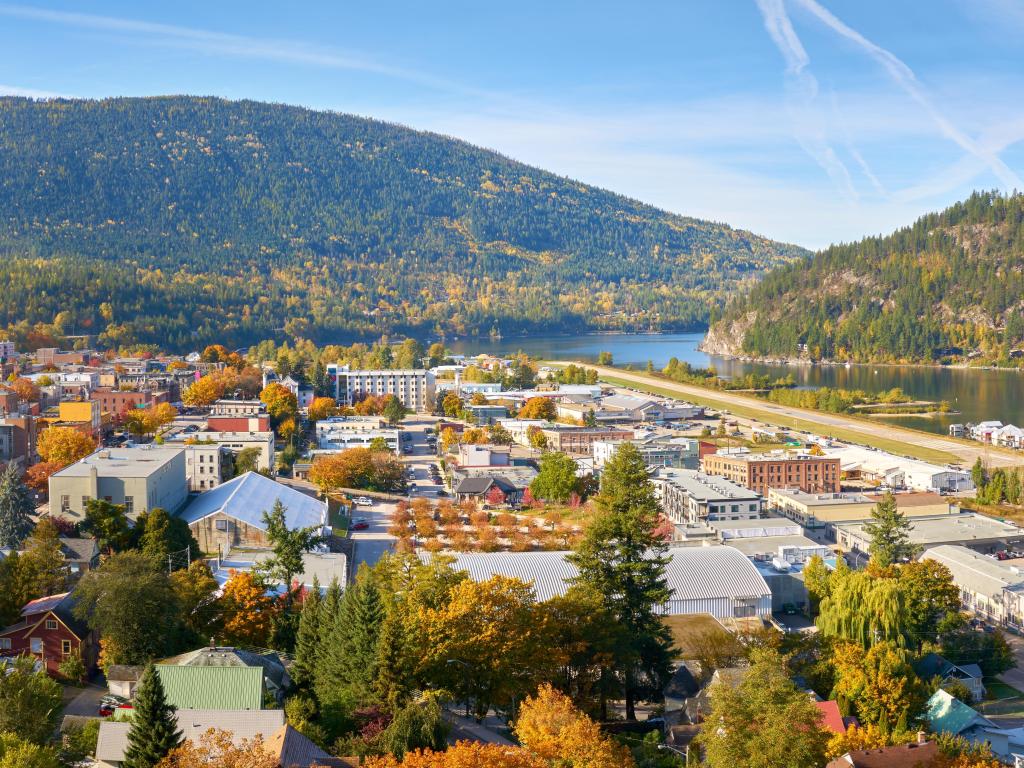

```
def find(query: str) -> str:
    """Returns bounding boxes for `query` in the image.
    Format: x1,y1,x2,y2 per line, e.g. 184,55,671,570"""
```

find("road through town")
548,362,1024,469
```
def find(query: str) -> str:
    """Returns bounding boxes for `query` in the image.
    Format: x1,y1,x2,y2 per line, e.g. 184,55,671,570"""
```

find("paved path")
550,362,1024,468
62,682,107,717
444,711,515,746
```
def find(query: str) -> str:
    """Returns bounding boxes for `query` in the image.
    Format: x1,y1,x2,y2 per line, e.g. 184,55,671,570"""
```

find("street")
349,417,443,570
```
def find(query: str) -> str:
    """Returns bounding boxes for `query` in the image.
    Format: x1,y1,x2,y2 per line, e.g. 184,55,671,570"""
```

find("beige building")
768,488,954,530
923,545,1024,627
183,431,275,473
184,443,222,492
539,426,634,455
49,446,187,520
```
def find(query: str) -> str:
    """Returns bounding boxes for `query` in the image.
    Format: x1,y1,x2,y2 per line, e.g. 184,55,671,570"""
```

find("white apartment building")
652,467,763,524
179,431,275,472
316,428,401,453
326,366,435,413
184,443,222,492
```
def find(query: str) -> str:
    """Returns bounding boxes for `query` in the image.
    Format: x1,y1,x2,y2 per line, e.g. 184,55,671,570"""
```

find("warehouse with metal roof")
423,545,772,619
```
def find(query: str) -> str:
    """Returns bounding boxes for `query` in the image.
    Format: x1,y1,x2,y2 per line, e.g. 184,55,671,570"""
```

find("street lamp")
446,659,472,719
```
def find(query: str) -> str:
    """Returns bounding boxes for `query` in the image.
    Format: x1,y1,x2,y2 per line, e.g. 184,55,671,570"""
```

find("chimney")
917,731,927,745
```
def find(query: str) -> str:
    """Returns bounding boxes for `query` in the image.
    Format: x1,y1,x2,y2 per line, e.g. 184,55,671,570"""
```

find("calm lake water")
445,332,1024,436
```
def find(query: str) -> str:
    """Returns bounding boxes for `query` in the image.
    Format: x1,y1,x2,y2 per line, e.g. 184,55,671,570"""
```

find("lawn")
326,496,350,537
662,613,731,656
985,678,1023,701
595,372,961,465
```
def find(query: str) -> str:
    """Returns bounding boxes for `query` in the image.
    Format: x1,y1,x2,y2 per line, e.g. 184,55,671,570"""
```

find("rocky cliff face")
698,312,757,356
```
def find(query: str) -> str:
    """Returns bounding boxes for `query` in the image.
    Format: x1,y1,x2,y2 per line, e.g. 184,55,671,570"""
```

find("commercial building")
923,545,1024,627
464,403,508,425
184,443,222,492
326,366,435,413
836,512,1023,557
314,415,388,437
701,450,840,495
49,446,187,520
768,488,955,530
823,445,974,493
424,546,772,619
210,399,265,417
314,428,401,453
42,400,102,436
593,435,699,470
182,431,275,473
653,467,763,524
179,472,328,553
90,388,170,419
539,425,634,455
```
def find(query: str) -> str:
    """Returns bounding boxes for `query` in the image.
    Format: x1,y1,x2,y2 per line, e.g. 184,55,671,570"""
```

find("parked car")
351,520,370,531
99,695,129,717
354,497,373,507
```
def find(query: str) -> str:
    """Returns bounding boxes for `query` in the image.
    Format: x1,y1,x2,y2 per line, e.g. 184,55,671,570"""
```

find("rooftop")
51,446,184,479
837,512,1021,545
769,488,874,506
178,472,326,531
923,545,1024,597
654,467,761,502
155,665,264,710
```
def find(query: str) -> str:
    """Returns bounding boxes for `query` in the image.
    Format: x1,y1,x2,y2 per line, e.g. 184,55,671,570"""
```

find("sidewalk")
444,710,514,746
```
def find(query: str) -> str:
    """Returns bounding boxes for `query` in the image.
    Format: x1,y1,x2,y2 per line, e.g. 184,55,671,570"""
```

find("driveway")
999,632,1024,691
62,682,108,718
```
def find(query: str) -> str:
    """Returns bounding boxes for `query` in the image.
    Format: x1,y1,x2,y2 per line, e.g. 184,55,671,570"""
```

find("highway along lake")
445,332,1024,437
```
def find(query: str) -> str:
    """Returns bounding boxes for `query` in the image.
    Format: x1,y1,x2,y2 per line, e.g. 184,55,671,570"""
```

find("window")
30,638,42,654
60,495,70,512
215,519,233,532
0,639,9,650
45,619,57,630
124,496,134,515
61,640,72,655
81,496,90,510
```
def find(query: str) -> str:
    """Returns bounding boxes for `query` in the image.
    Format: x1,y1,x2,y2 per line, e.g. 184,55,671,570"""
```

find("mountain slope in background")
0,96,806,351
703,191,1024,365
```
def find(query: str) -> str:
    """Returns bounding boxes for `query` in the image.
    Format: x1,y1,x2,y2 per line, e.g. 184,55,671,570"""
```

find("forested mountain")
703,191,1024,365
0,96,804,351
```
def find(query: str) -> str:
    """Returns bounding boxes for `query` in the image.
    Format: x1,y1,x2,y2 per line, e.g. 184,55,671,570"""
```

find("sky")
2,1,1023,249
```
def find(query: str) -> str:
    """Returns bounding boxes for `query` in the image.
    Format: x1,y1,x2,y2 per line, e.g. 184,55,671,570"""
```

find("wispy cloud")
753,0,858,199
0,3,484,99
793,0,1024,191
0,83,67,98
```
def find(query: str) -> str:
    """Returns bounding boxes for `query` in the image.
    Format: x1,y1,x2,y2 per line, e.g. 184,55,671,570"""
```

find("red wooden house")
0,592,97,677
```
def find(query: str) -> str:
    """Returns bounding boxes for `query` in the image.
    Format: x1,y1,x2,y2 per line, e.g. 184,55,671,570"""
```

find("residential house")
156,664,265,710
923,689,995,740
96,709,346,767
0,592,97,676
994,424,1024,449
55,537,100,576
454,476,522,506
826,738,938,768
915,652,985,702
160,646,291,703
971,421,1004,443
814,700,848,735
179,472,328,552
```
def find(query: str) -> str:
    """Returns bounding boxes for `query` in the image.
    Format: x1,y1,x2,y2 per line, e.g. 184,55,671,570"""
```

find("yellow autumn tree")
36,426,95,467
259,382,298,423
363,742,546,768
518,397,556,421
825,724,910,759
218,570,275,647
157,728,278,768
307,396,338,421
515,684,634,768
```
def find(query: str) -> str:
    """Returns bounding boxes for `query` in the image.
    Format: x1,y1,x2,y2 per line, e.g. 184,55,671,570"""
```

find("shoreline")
699,348,1024,374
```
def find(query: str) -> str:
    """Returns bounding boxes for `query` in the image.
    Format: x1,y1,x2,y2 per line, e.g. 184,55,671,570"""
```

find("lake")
444,332,1024,436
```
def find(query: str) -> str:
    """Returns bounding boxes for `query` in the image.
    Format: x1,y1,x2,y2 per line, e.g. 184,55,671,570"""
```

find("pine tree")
292,577,322,690
0,463,34,548
567,442,672,720
862,492,920,567
312,578,342,697
122,664,182,768
317,573,385,706
373,611,412,709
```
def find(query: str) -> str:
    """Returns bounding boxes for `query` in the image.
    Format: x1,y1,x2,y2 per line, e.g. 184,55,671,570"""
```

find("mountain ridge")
705,191,1024,365
0,95,806,351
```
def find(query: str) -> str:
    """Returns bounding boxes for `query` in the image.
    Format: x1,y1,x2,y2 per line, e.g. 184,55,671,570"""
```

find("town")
0,337,1020,767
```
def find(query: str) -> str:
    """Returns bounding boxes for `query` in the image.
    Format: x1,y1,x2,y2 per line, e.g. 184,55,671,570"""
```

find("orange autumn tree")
36,426,95,467
308,396,339,421
24,461,64,493
514,684,634,768
156,728,278,768
363,741,546,768
518,397,556,421
9,377,40,403
218,570,275,647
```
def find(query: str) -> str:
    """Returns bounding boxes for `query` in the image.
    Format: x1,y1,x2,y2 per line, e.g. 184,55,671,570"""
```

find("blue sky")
2,1,1023,249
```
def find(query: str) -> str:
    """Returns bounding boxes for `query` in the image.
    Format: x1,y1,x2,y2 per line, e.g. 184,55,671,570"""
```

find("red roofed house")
0,592,97,677
815,700,847,735
826,735,938,768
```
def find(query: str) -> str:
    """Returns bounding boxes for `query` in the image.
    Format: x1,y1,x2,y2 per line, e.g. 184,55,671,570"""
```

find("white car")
354,496,373,507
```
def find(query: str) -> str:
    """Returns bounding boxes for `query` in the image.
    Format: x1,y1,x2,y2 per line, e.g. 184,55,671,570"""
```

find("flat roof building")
49,446,187,520
923,545,1024,628
836,513,1023,556
326,366,435,413
768,488,954,530
702,450,840,496
823,445,974,493
653,467,763,524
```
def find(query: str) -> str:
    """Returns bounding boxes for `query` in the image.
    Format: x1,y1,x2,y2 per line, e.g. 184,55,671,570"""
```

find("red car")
351,520,370,531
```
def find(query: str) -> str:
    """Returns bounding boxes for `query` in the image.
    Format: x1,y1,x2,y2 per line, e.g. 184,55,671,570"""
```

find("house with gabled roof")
0,591,97,676
915,652,985,702
178,471,328,552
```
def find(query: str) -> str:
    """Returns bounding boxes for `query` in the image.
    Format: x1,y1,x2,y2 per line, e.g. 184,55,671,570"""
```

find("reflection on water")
444,332,1024,437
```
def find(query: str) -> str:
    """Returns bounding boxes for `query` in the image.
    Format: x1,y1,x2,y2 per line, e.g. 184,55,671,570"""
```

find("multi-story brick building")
90,388,170,419
539,426,634,455
701,450,841,495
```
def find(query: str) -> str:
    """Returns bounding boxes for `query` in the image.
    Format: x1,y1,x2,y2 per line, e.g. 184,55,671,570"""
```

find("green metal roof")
924,689,991,735
155,665,264,710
